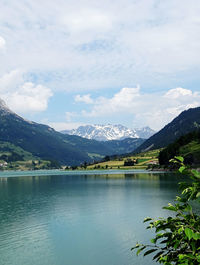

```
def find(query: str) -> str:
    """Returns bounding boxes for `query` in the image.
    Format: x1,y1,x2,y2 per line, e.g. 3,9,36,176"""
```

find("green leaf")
191,241,196,251
178,227,184,234
191,169,200,178
152,251,164,261
192,232,200,240
179,166,186,173
175,156,184,163
143,249,157,256
185,204,192,212
197,255,200,262
136,248,142,256
131,243,141,250
143,217,152,223
136,245,146,256
178,254,185,260
184,228,193,240
196,192,200,198
163,203,176,211
174,240,180,249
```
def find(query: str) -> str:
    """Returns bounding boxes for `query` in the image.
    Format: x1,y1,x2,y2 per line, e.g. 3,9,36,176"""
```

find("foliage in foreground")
132,156,200,264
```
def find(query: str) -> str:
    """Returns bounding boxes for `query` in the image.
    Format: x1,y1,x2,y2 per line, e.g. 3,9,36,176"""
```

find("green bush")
132,156,200,264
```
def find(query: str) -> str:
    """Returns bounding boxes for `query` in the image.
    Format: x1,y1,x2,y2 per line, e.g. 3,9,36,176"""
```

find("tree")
124,159,135,166
132,156,200,264
104,155,110,162
83,161,87,169
48,159,61,169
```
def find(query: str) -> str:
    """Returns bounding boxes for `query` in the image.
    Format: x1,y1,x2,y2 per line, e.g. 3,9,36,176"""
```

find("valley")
0,99,199,170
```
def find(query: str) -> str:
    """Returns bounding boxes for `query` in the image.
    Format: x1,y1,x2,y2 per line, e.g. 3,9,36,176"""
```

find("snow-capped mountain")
61,124,156,141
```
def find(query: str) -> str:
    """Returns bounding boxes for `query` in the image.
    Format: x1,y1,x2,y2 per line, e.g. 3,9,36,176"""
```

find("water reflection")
0,172,181,265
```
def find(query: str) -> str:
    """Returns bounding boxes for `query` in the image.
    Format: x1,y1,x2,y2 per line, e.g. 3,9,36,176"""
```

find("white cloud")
164,87,193,99
3,82,53,113
0,69,24,91
61,9,113,33
65,111,77,122
74,94,94,104
0,0,200,91
106,86,140,109
0,70,53,114
0,36,6,49
47,122,85,131
80,86,200,130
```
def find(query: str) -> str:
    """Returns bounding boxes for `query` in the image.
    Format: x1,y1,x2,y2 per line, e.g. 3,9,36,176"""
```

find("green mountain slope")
159,130,200,166
0,115,89,165
104,138,145,154
134,107,200,153
62,135,145,157
0,141,37,162
0,99,144,165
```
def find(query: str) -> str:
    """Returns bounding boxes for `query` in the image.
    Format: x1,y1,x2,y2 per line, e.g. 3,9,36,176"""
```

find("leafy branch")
132,156,200,265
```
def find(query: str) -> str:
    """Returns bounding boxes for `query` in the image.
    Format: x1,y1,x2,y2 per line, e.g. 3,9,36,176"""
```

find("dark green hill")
159,130,200,166
0,99,143,165
0,141,37,162
134,107,200,153
62,135,144,158
103,138,145,154
0,109,89,165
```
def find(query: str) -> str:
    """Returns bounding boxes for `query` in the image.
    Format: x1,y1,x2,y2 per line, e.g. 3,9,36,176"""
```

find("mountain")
0,99,91,165
60,134,145,158
134,107,200,153
103,137,145,154
61,124,155,141
159,130,200,166
0,99,144,165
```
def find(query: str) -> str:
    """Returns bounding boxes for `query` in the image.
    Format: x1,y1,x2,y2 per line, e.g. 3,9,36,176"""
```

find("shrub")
132,156,200,264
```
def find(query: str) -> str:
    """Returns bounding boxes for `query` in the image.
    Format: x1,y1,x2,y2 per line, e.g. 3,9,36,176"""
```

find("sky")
0,0,200,131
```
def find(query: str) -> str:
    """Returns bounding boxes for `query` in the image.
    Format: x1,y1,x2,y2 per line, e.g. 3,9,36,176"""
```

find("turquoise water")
0,171,181,265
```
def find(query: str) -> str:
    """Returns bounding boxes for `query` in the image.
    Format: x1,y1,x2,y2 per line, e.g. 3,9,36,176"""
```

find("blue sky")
0,0,200,131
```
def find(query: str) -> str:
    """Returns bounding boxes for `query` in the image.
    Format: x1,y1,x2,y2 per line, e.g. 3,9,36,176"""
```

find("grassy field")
85,149,161,170
0,159,60,171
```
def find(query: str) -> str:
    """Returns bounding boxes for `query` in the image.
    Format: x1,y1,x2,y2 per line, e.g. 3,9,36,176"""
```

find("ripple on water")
0,172,179,265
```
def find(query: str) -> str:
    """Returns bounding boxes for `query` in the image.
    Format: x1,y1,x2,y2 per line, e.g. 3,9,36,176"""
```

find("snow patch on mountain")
61,124,155,141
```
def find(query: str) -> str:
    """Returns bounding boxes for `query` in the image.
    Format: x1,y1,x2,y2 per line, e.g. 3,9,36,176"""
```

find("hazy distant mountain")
61,124,155,141
134,107,200,153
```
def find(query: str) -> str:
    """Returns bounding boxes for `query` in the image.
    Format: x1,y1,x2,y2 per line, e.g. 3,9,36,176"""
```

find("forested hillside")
159,130,200,166
134,107,200,153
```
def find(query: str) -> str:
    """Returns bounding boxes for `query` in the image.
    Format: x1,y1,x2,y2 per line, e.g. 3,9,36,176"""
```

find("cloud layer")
0,1,200,131
0,36,6,49
0,70,52,113
0,0,200,91
74,87,200,130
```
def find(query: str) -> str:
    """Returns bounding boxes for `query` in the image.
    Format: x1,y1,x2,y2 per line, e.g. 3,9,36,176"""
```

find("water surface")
0,171,181,265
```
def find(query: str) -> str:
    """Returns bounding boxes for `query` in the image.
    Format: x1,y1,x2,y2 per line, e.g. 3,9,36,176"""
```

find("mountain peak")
0,99,17,118
0,98,11,112
61,124,155,141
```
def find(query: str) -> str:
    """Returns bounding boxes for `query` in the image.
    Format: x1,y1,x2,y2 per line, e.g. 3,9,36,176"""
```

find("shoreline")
0,168,169,178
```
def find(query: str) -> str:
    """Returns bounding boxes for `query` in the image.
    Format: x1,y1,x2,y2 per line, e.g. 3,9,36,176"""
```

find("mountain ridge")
134,107,200,153
61,124,155,141
0,100,144,165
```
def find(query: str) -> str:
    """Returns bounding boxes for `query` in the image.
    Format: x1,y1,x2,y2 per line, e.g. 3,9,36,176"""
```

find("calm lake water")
0,170,182,265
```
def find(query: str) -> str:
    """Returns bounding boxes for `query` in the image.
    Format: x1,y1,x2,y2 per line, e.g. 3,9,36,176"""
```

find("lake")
0,170,182,265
